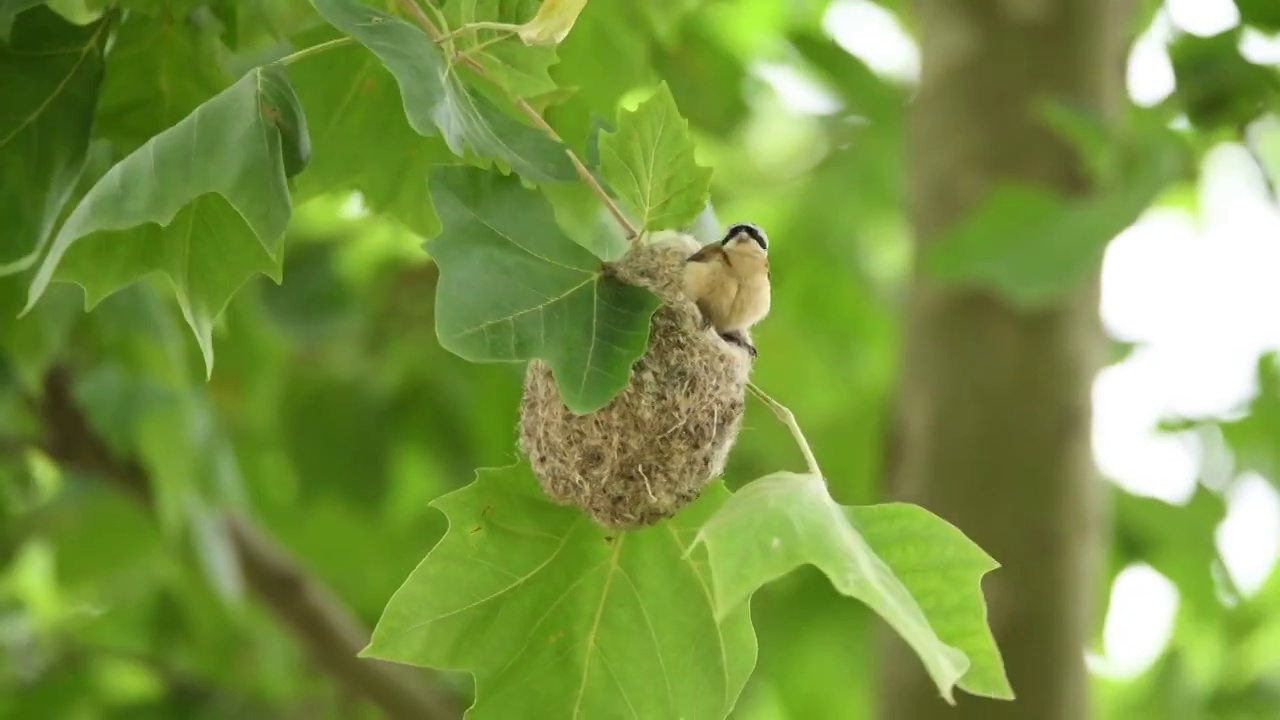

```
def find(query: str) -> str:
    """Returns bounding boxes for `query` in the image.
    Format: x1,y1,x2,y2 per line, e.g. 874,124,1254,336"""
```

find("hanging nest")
518,231,753,529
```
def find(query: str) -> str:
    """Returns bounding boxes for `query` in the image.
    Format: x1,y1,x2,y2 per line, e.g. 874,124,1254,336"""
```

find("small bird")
683,222,771,357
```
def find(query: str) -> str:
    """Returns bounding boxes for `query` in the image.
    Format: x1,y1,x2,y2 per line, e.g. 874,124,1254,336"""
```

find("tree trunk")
880,2,1132,719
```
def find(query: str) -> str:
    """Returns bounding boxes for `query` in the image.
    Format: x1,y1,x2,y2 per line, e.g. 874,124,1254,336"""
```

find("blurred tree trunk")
880,2,1132,719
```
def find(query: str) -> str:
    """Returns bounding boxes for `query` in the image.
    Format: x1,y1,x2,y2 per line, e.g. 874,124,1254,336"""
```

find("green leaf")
0,5,109,274
427,165,660,414
847,503,1013,699
540,113,629,260
639,0,704,43
94,9,230,155
1169,29,1280,132
365,462,757,720
23,64,307,377
924,186,1081,304
206,0,319,49
0,138,111,389
1111,486,1227,619
544,0,648,144
598,82,712,231
1215,353,1280,496
0,0,46,39
651,25,748,137
693,472,1012,703
441,0,559,97
310,0,575,183
288,25,452,238
583,112,614,169
789,30,902,126
1237,0,1280,32
925,118,1190,307
541,182,629,261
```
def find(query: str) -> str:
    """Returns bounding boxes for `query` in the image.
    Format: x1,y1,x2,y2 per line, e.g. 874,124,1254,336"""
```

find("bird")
683,222,771,357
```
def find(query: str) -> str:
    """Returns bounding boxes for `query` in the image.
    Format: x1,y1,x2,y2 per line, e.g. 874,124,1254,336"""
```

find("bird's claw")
719,331,758,358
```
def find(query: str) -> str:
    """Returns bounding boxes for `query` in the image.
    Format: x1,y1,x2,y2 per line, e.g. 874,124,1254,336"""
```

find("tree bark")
880,1,1132,719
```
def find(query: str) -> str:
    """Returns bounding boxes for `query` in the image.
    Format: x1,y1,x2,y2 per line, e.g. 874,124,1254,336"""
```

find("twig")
396,0,639,240
437,21,520,43
281,36,355,66
747,381,822,478
33,368,463,720
447,33,511,68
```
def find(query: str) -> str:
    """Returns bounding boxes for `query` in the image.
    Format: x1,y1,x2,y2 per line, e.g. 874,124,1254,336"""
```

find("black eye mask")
722,223,767,252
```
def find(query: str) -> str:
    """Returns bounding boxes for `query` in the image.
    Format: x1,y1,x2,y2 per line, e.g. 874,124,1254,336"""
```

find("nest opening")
518,232,753,529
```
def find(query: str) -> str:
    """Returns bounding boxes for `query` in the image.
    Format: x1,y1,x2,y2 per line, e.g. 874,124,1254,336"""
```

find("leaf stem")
397,0,639,241
280,36,355,66
437,21,520,44
447,34,513,74
510,97,638,238
747,382,822,478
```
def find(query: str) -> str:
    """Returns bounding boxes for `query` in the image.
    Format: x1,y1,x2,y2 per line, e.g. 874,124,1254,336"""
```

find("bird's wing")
688,242,727,264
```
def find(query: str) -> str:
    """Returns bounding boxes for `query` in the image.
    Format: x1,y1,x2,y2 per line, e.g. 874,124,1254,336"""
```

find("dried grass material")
518,231,752,529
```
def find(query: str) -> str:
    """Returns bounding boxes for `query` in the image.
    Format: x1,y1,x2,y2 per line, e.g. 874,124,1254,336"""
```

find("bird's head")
721,222,768,256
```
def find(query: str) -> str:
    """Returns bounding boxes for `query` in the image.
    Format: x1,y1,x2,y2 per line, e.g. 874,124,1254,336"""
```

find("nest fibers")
518,231,753,529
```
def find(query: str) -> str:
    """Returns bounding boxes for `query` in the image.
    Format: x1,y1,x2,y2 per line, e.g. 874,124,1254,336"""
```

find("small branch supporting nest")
397,0,638,240
747,382,822,478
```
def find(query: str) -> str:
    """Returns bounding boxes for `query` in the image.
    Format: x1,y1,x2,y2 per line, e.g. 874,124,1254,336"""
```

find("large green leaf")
287,25,452,238
0,0,45,39
597,82,712,231
640,0,704,43
651,23,748,136
0,139,110,390
426,165,660,414
1237,0,1280,32
364,462,757,720
23,64,308,376
1111,486,1227,620
693,472,1013,703
848,502,1013,699
543,0,649,144
0,5,108,274
925,117,1190,307
789,29,903,126
441,0,559,98
310,0,575,183
205,0,319,49
1169,29,1279,133
94,9,230,154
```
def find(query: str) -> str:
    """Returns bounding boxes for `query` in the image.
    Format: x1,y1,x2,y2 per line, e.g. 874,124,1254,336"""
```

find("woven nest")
518,231,753,529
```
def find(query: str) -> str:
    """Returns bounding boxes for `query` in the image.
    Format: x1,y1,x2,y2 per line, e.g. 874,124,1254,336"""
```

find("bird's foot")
719,331,758,358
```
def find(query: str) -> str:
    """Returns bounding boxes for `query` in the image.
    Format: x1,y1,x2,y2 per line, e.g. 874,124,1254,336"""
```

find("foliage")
596,82,713,232
694,472,1011,702
0,5,108,274
425,165,659,413
365,463,755,720
24,64,304,376
1,0,1279,719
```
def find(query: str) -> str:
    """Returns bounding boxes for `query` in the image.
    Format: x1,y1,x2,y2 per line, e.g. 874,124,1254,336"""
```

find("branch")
747,381,823,478
34,368,463,720
397,0,639,240
281,36,355,66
